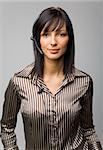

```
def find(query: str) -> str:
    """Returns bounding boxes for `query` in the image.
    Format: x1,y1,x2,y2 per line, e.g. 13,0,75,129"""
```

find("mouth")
48,49,60,54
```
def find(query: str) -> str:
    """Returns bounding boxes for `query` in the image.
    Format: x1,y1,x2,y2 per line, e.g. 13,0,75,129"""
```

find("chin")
48,55,64,60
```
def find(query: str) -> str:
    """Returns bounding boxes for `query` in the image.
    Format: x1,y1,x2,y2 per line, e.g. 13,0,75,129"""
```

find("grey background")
0,1,103,149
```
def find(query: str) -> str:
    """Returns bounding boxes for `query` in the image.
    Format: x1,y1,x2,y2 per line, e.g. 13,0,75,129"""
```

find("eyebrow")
41,29,67,33
58,30,67,32
53,29,68,33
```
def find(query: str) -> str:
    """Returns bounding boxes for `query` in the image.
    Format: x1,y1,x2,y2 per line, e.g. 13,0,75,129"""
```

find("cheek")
40,39,49,50
61,39,69,49
40,39,48,54
40,39,44,48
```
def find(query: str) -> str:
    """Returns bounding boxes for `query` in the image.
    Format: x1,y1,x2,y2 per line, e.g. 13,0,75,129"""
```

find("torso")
9,63,93,149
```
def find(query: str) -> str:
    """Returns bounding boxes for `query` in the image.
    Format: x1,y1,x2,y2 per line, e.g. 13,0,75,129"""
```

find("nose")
50,35,57,46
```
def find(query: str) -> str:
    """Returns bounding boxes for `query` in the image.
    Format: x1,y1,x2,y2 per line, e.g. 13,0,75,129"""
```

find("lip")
48,48,60,51
48,49,60,54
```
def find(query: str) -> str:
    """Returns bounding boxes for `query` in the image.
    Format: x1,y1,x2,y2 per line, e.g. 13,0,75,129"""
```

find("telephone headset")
30,36,43,55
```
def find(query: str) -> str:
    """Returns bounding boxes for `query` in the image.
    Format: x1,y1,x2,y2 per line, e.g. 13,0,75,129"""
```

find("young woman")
1,7,102,150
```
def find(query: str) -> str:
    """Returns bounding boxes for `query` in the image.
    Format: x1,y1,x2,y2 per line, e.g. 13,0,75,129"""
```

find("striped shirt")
0,62,102,150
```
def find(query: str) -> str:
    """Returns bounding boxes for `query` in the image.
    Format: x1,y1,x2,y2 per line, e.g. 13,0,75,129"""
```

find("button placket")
48,95,59,149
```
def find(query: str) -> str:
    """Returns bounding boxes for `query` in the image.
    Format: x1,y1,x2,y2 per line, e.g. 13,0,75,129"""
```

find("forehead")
41,18,67,33
58,24,67,30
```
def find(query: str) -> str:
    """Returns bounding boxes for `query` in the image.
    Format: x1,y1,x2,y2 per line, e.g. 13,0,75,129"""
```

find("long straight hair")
31,7,75,77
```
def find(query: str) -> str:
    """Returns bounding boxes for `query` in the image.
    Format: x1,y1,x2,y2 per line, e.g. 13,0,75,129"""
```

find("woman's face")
40,23,69,60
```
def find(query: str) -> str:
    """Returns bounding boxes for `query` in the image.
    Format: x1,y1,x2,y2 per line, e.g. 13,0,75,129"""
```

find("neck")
43,58,64,77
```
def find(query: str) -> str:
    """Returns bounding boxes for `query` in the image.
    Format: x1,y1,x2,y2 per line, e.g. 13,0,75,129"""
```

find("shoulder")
73,67,93,86
74,67,92,78
13,62,35,78
7,62,35,86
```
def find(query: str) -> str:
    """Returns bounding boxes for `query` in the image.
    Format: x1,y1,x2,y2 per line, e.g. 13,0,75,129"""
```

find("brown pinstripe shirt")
0,63,102,150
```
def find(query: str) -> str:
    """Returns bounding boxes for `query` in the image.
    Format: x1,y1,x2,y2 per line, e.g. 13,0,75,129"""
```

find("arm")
0,76,21,150
80,77,102,150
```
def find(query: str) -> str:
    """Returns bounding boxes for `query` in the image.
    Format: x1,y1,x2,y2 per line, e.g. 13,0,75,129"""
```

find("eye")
59,33,68,37
41,32,49,37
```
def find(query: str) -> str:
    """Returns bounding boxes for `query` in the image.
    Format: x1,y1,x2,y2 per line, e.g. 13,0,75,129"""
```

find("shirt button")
51,110,56,114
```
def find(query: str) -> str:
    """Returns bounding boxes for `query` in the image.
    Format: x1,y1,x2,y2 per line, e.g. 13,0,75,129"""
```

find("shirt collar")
15,62,87,85
61,67,87,86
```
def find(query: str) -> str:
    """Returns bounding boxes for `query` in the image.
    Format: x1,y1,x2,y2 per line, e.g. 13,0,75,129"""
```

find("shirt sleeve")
0,76,21,150
80,76,102,150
